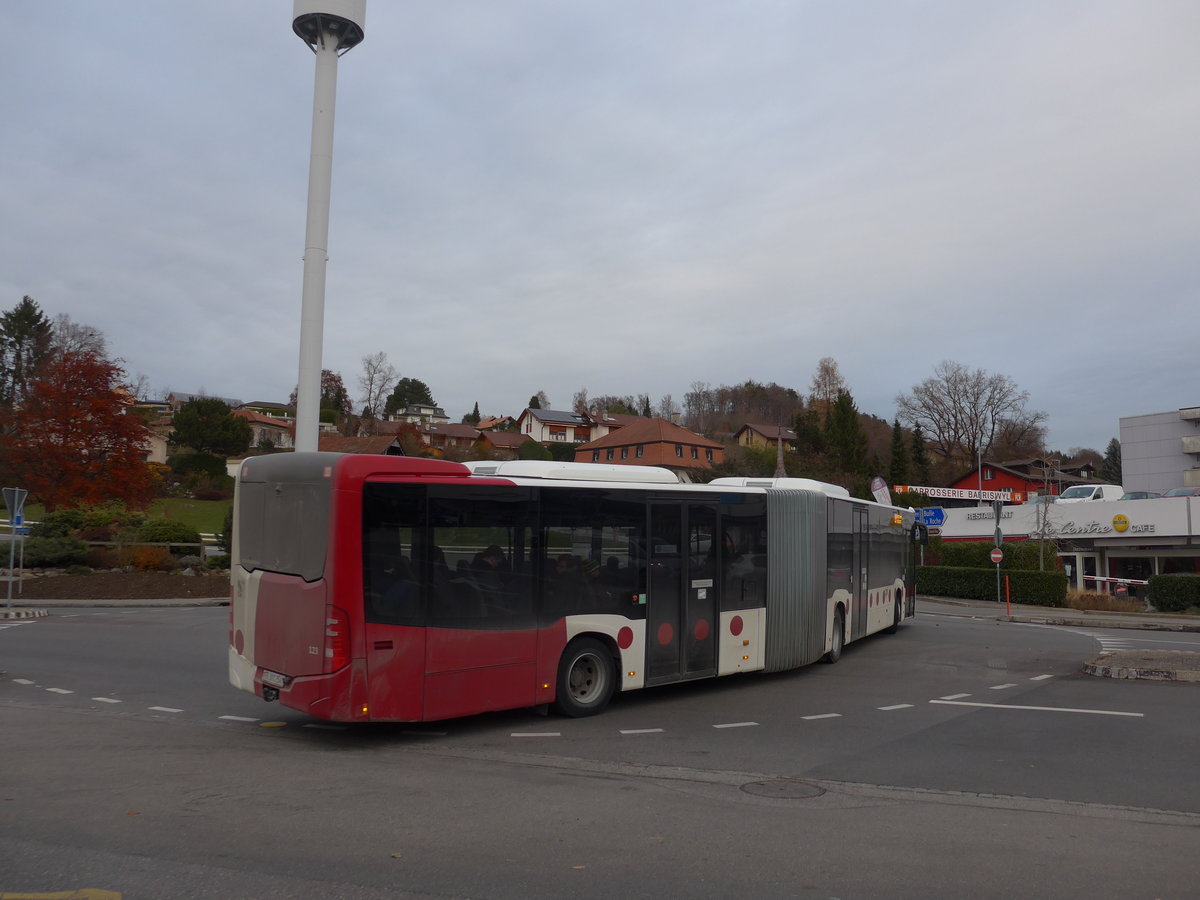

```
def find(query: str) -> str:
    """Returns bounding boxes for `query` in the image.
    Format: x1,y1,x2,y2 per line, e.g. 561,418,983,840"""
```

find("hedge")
1148,575,1200,613
918,566,1067,607
927,538,1060,571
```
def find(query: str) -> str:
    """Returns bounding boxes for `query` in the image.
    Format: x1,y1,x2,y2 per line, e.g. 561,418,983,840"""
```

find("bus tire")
823,609,844,664
552,638,616,717
886,591,903,634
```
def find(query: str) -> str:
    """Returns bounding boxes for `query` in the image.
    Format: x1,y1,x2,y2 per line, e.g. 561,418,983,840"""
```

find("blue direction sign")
916,507,945,528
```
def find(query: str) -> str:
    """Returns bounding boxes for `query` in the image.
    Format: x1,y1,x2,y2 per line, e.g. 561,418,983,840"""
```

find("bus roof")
461,459,681,484
708,476,852,498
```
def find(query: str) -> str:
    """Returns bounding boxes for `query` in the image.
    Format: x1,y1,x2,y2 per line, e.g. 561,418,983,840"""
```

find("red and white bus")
228,453,916,722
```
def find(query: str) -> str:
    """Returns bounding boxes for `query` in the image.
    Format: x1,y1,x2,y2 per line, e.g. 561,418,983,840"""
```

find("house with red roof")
574,418,724,474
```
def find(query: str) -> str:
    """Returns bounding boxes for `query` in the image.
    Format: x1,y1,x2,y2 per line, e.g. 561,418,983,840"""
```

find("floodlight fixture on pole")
292,0,365,452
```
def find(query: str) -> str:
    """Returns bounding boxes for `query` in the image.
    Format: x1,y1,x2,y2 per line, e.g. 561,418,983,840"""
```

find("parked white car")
1056,484,1124,503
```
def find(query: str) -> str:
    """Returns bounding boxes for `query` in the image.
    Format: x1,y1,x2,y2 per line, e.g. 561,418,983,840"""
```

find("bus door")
851,504,868,641
647,501,719,684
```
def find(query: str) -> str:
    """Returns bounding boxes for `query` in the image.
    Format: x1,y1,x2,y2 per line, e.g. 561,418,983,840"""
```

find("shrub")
86,547,121,569
924,537,1060,572
29,509,87,538
137,520,202,554
23,536,89,568
1148,574,1200,613
206,553,231,570
217,506,233,555
66,564,93,576
130,546,176,571
917,565,1067,607
168,452,227,479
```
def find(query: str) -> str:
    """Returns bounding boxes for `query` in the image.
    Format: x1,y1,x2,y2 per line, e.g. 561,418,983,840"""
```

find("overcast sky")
3,1,1197,453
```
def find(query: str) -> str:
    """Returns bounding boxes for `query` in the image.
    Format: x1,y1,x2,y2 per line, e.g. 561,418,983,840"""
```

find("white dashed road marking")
46,687,73,694
802,713,842,721
620,728,664,734
512,732,561,737
1030,674,1054,681
13,678,35,685
989,683,1018,690
713,721,758,729
878,704,913,711
930,699,1143,718
148,706,183,713
92,697,122,704
219,715,259,722
940,693,971,700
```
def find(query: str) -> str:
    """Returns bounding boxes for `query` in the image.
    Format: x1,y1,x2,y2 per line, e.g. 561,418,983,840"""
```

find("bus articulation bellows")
228,453,916,722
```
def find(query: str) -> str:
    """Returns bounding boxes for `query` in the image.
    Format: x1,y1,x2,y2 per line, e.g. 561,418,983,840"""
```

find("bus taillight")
324,606,350,672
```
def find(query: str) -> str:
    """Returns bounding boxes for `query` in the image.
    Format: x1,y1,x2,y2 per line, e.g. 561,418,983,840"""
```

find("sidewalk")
918,595,1200,682
917,595,1200,633
1,595,227,617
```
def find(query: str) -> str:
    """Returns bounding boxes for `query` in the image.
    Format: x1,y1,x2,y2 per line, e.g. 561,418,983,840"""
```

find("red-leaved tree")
4,350,156,509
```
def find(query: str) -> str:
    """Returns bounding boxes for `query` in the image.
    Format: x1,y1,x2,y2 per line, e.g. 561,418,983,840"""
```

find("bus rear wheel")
823,609,844,664
886,590,903,634
553,638,616,717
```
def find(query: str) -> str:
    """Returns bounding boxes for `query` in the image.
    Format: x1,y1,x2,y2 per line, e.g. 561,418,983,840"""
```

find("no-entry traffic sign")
990,548,1004,564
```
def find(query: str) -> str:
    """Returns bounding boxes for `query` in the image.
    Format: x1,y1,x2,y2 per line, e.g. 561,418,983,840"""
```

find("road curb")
1004,615,1200,633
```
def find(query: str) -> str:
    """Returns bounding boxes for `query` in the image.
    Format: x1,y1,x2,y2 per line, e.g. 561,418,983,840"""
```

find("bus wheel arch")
552,636,617,717
823,605,845,664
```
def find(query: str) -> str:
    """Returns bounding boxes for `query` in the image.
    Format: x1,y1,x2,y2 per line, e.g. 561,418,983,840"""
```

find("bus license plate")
261,670,287,688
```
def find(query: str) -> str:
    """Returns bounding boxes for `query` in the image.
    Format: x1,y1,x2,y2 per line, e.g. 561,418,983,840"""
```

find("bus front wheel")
823,609,844,664
553,638,616,717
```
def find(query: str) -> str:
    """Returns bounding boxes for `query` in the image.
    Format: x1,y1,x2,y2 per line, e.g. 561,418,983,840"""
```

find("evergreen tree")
888,418,910,487
169,397,252,457
910,424,932,485
1098,437,1122,484
791,408,825,456
382,377,435,418
528,393,541,410
824,390,868,475
463,401,481,425
0,295,54,408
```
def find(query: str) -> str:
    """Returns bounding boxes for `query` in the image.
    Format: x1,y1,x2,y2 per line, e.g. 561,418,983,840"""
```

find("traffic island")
1084,650,1200,683
0,607,47,620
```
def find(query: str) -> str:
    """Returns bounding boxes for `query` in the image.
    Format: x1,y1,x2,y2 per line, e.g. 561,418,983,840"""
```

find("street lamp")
292,0,366,452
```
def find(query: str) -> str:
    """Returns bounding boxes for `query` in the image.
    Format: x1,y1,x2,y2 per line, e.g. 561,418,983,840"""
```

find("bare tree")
50,313,106,357
655,394,680,422
572,387,589,414
358,351,397,420
896,360,1046,466
808,357,845,422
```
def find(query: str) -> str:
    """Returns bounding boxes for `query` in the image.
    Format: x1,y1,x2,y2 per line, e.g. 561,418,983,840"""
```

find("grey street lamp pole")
292,1,366,452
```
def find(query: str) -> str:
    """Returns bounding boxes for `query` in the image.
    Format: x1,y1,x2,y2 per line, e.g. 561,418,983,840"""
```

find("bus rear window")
237,480,330,582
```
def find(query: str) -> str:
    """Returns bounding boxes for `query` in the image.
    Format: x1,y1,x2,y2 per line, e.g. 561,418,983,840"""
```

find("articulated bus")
228,452,917,722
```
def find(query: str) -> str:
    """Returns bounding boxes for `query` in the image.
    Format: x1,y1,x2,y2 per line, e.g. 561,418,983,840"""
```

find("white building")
932,497,1200,593
1119,407,1200,494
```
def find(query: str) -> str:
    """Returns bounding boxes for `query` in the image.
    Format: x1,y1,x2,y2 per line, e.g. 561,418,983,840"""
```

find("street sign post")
4,487,29,607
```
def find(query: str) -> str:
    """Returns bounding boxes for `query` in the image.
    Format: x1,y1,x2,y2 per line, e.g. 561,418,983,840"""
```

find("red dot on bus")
617,626,634,649
694,619,710,642
730,616,743,636
657,623,674,646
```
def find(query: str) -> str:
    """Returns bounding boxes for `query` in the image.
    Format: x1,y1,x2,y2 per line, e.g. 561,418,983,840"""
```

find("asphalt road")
2,608,1198,898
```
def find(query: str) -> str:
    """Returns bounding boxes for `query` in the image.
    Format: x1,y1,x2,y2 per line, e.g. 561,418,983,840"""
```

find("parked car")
1160,487,1200,498
1056,484,1124,503
1118,491,1162,500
